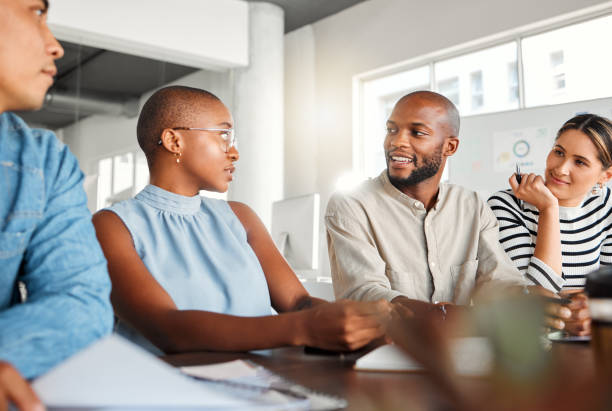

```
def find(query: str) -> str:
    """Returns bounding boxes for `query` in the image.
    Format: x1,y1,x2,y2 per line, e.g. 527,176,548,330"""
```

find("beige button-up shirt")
325,172,525,304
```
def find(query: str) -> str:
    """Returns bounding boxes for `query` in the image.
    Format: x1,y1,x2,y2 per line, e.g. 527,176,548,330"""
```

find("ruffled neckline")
136,184,201,215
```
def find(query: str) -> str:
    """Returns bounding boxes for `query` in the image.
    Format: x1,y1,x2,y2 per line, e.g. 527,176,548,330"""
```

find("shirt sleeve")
0,137,113,379
325,195,403,302
487,192,565,293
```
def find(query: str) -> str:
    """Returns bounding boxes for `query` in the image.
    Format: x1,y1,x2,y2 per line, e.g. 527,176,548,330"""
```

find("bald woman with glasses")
93,86,391,354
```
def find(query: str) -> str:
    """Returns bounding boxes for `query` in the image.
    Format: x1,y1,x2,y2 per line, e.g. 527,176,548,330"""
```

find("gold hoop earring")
592,182,603,195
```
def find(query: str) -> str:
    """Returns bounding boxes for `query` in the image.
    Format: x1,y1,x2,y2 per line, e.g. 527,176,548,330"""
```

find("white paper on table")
354,344,422,372
184,359,343,411
181,360,259,381
32,334,250,409
355,337,493,377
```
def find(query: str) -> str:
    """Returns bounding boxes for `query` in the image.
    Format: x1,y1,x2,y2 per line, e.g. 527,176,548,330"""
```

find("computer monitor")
271,193,320,271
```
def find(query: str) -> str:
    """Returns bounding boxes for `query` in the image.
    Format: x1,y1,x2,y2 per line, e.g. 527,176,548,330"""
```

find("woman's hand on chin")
509,173,558,211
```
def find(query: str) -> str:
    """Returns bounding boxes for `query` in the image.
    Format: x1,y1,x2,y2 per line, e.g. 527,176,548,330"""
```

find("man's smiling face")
384,94,453,189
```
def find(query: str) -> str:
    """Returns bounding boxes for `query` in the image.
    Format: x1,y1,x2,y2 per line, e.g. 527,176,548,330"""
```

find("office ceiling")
17,0,367,130
252,0,368,33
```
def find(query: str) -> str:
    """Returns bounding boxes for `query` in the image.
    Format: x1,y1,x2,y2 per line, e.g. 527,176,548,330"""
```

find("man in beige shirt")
326,91,525,313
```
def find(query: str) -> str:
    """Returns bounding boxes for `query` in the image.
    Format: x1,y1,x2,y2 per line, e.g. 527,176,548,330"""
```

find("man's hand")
0,362,44,411
391,296,437,316
391,296,468,325
298,299,392,351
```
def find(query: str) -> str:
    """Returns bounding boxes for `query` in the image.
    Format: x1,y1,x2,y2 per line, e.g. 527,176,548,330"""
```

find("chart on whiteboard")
493,127,552,173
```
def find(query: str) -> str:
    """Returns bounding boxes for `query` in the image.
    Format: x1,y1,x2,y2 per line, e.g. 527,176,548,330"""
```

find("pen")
514,163,525,211
515,163,522,184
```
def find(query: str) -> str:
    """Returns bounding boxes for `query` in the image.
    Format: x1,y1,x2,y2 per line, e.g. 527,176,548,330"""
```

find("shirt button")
430,261,436,267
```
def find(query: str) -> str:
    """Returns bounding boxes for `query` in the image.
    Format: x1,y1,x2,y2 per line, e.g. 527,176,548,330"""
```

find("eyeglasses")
158,127,236,153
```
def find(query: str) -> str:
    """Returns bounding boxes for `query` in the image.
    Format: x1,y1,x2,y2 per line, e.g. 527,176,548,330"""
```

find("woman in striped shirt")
488,114,612,334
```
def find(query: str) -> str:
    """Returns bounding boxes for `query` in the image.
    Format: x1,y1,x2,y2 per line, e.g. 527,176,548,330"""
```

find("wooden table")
164,342,596,410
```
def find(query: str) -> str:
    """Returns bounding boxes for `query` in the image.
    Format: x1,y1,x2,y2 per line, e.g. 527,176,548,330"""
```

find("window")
112,153,134,195
96,150,148,210
134,152,149,193
549,50,564,68
434,42,519,116
549,50,566,92
522,13,612,107
437,77,460,107
470,71,483,110
96,158,112,210
507,62,519,103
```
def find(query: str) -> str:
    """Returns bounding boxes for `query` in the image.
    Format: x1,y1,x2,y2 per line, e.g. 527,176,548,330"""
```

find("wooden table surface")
164,342,596,410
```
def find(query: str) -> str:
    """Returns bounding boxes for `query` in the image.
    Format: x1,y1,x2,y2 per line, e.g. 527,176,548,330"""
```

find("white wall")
284,0,612,277
48,0,248,70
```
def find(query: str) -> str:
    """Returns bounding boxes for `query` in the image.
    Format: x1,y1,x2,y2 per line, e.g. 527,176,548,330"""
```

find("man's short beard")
387,145,443,189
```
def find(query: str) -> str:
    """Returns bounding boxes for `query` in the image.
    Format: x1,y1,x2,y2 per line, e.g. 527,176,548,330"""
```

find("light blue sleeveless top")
107,184,272,353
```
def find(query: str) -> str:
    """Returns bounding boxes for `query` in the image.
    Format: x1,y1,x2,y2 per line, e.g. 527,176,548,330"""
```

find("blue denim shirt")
0,112,113,378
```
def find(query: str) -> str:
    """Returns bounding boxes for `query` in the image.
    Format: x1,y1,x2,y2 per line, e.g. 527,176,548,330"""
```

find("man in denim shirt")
0,0,113,385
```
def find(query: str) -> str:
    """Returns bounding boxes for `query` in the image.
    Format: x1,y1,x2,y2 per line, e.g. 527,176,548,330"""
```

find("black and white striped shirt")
487,188,612,292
